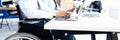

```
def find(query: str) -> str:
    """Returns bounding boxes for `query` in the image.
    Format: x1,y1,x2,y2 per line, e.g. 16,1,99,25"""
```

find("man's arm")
17,0,56,19
17,0,71,19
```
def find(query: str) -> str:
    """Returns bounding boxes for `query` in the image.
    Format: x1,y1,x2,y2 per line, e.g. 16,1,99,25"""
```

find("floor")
0,18,120,40
0,18,19,40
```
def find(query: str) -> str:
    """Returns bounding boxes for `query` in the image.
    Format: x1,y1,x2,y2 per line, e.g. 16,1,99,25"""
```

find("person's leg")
18,21,53,40
68,35,76,40
52,30,65,39
34,21,53,40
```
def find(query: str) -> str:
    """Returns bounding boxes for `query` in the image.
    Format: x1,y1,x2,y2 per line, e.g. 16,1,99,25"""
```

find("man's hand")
68,7,75,12
68,4,76,12
55,11,70,19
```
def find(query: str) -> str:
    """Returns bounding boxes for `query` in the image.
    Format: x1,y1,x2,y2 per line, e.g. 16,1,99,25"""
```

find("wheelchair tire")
5,33,41,40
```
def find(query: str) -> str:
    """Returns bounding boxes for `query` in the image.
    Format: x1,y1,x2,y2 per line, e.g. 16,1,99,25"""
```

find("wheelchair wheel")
5,33,41,40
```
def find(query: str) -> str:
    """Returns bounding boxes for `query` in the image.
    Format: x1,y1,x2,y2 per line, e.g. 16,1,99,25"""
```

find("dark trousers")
18,21,53,40
18,20,76,40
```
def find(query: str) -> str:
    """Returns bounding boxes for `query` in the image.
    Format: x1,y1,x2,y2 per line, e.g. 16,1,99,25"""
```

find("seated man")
16,0,76,40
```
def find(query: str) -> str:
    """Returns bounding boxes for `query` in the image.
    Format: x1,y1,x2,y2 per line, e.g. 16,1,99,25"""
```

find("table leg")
107,32,113,40
0,17,4,28
91,33,96,40
5,18,10,30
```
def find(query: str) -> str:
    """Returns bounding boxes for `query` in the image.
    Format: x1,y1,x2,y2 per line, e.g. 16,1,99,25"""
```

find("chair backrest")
16,5,27,20
89,1,102,13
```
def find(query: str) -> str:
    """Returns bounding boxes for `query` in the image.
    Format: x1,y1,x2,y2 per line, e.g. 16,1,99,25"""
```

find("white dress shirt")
17,0,59,19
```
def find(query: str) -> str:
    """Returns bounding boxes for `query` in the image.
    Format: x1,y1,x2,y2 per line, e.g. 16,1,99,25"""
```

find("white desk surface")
44,13,120,32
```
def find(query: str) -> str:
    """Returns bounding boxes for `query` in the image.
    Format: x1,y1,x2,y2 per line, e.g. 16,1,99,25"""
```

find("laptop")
55,5,82,21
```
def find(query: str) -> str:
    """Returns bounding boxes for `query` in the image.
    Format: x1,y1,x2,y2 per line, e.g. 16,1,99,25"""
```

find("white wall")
101,0,120,20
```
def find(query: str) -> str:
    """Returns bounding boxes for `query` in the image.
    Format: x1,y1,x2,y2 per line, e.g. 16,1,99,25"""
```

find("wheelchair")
5,18,54,40
3,1,68,40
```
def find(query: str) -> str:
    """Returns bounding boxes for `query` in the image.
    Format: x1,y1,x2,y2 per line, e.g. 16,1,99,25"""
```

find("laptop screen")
76,5,81,14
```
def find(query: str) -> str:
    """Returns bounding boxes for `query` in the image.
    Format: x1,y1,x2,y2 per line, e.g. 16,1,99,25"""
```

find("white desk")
44,13,120,32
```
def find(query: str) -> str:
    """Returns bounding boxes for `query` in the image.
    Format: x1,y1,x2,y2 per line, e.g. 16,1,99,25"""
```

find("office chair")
89,1,102,13
0,1,14,30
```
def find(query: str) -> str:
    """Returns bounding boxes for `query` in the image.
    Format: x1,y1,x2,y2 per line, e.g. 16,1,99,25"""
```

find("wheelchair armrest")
24,18,50,22
19,18,50,26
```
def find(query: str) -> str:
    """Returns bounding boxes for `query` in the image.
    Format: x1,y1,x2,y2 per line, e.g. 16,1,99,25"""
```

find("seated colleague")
17,0,76,40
